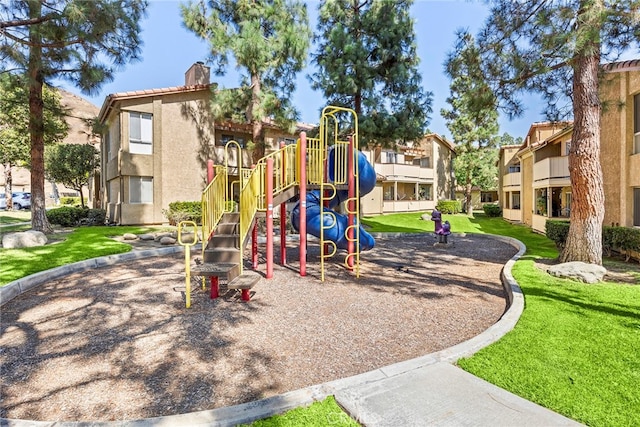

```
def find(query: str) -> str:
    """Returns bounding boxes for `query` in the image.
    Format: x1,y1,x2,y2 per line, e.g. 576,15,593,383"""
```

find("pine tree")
477,0,640,264
0,0,147,232
441,31,499,217
310,0,432,146
181,0,311,163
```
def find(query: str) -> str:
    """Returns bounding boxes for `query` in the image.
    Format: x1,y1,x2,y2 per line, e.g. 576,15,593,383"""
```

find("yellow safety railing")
201,164,228,244
177,221,199,308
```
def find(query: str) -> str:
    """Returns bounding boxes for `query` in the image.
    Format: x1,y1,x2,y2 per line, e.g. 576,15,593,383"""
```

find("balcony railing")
503,172,521,187
533,156,569,183
376,162,433,180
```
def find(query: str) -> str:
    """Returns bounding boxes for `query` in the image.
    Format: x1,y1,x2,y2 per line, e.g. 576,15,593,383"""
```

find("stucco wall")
521,153,534,227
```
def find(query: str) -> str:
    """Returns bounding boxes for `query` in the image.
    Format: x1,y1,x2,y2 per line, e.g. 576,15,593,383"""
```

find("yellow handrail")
177,221,199,308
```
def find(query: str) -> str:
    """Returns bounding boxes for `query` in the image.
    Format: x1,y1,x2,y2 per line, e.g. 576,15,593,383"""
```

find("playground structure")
179,106,376,307
430,208,451,244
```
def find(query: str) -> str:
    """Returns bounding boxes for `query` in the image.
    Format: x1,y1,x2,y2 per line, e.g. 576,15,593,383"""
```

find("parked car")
0,193,6,209
11,192,31,210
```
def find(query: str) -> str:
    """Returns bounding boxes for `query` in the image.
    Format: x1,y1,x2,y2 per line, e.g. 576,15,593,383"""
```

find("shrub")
46,206,86,227
545,220,570,250
436,199,461,214
59,196,87,207
483,204,502,217
603,226,640,260
84,209,106,226
163,201,202,225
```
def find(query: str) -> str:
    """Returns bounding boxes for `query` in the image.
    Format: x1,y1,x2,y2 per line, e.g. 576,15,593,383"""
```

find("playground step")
204,247,241,264
227,270,262,290
191,262,241,282
216,221,239,235
209,233,239,249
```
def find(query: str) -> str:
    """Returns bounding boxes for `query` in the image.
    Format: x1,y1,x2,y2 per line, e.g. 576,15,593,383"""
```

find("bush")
547,221,640,260
163,201,202,225
545,220,570,250
59,196,87,207
46,206,86,227
483,204,502,217
83,209,106,226
46,207,107,227
436,199,461,214
603,226,640,260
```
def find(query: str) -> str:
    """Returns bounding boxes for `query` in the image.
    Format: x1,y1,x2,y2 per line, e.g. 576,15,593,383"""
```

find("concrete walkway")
0,235,583,427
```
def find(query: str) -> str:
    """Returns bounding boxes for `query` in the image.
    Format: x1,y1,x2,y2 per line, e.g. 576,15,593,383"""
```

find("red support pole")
266,158,274,279
280,142,287,265
347,136,355,269
241,289,251,301
207,159,215,184
210,276,219,299
299,132,307,276
252,222,258,269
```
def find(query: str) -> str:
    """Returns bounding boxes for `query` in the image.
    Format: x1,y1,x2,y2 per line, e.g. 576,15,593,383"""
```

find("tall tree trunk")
465,177,473,217
249,72,264,164
28,0,52,232
4,162,13,210
560,5,603,264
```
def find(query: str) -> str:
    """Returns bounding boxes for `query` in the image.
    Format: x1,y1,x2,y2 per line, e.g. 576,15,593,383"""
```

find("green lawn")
0,225,159,286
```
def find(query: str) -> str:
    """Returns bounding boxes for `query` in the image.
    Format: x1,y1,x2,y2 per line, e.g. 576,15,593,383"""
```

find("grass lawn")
0,225,160,286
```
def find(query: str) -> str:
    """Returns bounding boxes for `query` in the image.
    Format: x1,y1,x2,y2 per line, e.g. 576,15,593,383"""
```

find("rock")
547,261,607,284
420,213,431,221
2,230,48,249
122,233,138,241
138,234,155,241
160,236,177,245
154,232,176,242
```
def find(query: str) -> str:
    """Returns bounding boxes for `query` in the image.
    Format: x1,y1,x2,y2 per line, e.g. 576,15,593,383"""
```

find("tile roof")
602,59,640,73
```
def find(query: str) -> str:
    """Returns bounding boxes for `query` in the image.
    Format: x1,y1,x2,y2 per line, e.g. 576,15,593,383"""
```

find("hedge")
163,201,202,225
436,200,461,214
46,207,106,227
483,204,502,217
546,219,640,261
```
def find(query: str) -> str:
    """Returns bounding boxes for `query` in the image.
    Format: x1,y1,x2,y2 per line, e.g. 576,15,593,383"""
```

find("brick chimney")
185,61,210,86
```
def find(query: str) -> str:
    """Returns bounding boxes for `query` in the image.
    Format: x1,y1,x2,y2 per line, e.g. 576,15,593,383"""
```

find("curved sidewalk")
0,235,582,427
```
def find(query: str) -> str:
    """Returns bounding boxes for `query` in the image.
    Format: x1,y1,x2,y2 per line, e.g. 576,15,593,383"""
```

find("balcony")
503,172,521,188
376,163,434,181
533,156,570,186
502,208,522,222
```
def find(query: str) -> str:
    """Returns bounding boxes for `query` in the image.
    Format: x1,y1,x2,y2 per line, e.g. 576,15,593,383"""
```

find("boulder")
122,233,138,241
160,236,177,245
547,261,607,284
3,230,48,249
138,234,156,241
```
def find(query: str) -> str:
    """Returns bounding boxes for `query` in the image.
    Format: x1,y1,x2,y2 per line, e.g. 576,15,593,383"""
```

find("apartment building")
360,133,456,215
97,63,311,225
498,59,640,232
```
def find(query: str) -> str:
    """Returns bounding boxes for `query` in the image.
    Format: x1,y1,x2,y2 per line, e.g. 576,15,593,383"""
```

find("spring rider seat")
430,208,451,244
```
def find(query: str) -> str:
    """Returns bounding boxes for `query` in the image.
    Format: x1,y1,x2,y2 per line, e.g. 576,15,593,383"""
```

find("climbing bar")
177,221,199,308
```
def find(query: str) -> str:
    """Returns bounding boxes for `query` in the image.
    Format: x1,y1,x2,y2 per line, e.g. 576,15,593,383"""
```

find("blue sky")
58,0,546,140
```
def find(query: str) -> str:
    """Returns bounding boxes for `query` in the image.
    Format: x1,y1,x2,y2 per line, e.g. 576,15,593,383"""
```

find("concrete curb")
1,234,527,427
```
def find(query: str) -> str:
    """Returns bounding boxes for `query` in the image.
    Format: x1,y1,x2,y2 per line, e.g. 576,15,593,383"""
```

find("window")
130,177,153,203
508,164,521,173
634,188,640,226
129,112,152,154
536,188,548,216
384,152,398,164
565,140,572,156
481,191,496,203
418,184,432,201
512,192,521,210
420,157,431,168
383,183,395,201
221,134,245,148
279,137,296,146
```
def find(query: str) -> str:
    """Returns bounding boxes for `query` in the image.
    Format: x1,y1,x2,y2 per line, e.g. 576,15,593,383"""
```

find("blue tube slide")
291,147,376,251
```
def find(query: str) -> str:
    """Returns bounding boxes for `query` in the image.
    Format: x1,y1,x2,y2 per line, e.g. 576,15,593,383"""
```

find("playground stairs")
191,212,261,295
